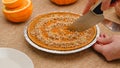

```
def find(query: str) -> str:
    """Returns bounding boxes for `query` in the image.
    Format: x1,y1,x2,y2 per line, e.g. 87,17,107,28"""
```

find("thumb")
93,43,104,54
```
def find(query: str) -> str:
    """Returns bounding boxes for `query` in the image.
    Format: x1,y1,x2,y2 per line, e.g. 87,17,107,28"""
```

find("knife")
68,0,116,32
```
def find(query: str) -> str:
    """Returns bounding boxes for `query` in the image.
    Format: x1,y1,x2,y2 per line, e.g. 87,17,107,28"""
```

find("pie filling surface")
27,12,97,51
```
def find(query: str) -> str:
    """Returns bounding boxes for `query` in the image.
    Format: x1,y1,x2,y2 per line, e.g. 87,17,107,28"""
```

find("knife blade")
68,0,115,32
68,11,104,31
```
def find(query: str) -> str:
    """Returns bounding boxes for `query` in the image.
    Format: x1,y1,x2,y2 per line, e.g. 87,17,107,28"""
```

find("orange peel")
2,0,33,23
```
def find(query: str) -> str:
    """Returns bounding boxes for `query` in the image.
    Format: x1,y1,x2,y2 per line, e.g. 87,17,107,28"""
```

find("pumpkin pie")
27,12,97,51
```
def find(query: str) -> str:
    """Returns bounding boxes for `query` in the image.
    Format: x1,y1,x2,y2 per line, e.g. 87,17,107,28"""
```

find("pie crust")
27,12,97,51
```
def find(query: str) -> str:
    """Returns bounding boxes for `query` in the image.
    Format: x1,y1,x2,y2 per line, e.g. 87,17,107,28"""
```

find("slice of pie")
27,12,97,51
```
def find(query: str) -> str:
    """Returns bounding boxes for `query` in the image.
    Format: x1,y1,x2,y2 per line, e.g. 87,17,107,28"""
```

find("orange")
2,0,23,9
51,0,77,5
2,0,33,23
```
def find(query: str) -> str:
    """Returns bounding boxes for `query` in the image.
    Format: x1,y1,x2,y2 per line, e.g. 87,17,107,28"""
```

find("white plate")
0,48,34,68
24,24,100,54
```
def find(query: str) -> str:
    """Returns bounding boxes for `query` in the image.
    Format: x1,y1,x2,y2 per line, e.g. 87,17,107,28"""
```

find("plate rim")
0,48,34,68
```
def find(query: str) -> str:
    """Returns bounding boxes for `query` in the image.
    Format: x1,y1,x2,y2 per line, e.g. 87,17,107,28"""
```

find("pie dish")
24,12,100,54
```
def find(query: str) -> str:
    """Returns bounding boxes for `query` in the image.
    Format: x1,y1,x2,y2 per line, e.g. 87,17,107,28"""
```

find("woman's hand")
83,0,120,61
83,0,119,14
93,34,120,61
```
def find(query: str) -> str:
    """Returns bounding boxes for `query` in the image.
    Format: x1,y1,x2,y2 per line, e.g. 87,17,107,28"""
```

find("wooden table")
0,0,120,68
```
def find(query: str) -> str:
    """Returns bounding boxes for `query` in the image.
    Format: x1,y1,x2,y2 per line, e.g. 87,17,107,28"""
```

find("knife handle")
92,0,116,14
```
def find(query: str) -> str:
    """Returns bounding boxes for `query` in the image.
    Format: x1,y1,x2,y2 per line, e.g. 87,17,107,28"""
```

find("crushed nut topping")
28,12,96,50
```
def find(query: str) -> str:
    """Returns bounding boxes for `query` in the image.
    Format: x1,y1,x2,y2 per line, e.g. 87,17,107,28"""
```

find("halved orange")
2,0,23,9
2,0,33,23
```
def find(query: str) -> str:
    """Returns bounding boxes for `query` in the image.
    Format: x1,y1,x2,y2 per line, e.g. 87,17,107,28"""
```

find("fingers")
97,34,113,45
83,0,97,14
101,0,111,11
110,0,117,6
93,34,120,61
93,43,115,61
83,0,118,14
101,0,118,10
93,43,104,53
